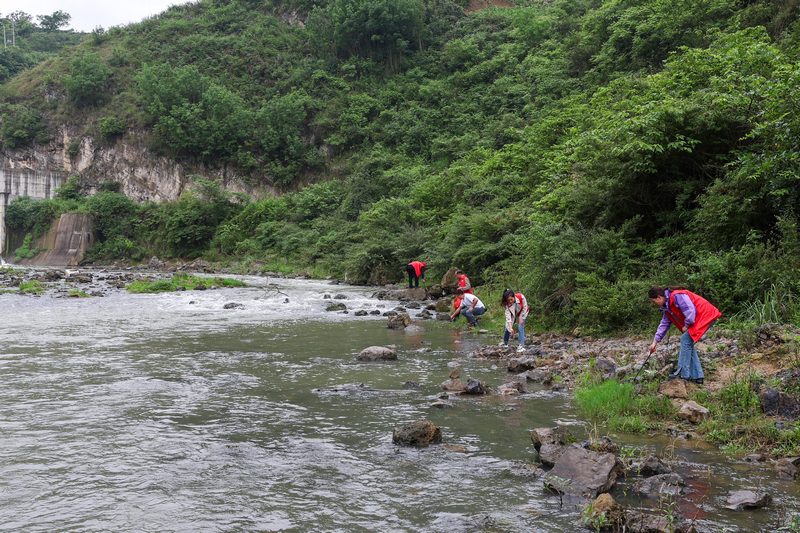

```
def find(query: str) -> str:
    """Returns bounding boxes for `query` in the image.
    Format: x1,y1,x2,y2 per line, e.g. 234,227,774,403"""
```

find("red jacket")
667,290,722,342
408,261,426,277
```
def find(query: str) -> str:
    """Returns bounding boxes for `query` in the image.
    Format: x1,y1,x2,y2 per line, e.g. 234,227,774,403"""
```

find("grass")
126,273,246,293
574,378,675,433
19,280,45,295
67,289,91,298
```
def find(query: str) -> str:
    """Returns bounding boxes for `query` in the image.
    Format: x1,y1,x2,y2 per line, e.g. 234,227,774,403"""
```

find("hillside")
1,0,799,333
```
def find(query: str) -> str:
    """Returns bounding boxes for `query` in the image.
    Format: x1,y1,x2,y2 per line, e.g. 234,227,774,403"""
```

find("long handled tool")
632,330,671,383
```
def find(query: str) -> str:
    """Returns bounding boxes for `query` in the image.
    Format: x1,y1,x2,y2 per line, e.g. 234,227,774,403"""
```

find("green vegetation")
2,0,799,333
13,234,43,262
126,273,246,293
18,280,45,295
67,289,91,298
574,377,675,432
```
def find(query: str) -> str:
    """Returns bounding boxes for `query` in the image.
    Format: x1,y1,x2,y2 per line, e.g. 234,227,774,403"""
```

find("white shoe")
516,345,525,353
498,342,507,347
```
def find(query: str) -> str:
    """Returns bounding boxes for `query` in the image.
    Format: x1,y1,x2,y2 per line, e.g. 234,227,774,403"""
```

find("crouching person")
450,288,486,327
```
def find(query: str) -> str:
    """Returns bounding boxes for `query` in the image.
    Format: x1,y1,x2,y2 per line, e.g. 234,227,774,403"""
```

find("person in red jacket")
455,269,473,294
405,260,427,288
648,286,722,384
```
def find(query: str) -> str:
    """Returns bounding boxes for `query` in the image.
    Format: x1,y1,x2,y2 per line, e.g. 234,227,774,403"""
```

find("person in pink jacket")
501,288,528,353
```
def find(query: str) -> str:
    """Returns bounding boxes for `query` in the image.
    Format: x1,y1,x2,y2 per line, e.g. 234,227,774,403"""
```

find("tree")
64,52,111,106
37,10,71,32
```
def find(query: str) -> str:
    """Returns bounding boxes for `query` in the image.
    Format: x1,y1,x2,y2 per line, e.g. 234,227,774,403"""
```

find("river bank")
2,266,799,531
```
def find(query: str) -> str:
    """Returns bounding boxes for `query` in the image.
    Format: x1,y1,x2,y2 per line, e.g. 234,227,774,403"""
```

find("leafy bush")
64,52,112,106
98,115,126,141
0,104,48,148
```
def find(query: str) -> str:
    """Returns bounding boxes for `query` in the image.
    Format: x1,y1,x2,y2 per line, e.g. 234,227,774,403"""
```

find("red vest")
408,261,426,277
456,274,473,294
453,295,463,310
667,290,722,342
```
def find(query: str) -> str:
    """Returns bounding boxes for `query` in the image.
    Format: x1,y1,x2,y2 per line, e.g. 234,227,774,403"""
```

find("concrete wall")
0,168,65,257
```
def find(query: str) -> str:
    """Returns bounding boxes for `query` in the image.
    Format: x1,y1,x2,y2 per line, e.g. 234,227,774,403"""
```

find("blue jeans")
462,306,485,326
675,332,704,380
504,321,526,346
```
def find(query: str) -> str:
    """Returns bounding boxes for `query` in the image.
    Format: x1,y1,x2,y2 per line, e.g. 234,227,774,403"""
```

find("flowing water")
1,274,798,531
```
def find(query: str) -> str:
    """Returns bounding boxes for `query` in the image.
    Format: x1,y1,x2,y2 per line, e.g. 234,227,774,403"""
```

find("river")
1,274,798,531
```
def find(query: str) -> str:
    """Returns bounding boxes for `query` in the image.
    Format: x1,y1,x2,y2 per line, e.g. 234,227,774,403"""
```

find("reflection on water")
0,275,797,531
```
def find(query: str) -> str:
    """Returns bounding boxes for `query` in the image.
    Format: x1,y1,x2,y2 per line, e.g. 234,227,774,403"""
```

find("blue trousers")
675,332,704,380
503,322,526,346
462,306,485,326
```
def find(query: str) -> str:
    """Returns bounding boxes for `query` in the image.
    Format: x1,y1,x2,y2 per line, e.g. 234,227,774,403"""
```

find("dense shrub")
63,52,112,106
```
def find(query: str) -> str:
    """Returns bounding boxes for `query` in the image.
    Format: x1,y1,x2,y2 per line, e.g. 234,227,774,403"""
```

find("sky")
0,0,197,32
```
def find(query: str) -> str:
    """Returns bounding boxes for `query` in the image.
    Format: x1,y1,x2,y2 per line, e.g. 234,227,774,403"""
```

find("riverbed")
0,274,797,531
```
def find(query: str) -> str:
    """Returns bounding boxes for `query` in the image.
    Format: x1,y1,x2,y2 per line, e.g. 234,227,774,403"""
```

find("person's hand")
682,326,688,333
648,342,657,354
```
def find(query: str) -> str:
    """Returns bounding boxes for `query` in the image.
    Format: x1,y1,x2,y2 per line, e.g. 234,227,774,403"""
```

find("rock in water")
530,426,573,467
357,346,397,361
440,267,459,293
392,420,442,447
464,378,487,395
725,490,771,510
325,302,347,312
634,455,672,477
633,473,685,498
441,378,466,392
387,312,411,329
223,302,244,309
544,444,623,497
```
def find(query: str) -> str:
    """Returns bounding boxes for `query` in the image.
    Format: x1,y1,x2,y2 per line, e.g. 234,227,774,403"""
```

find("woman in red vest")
648,287,722,384
455,270,473,294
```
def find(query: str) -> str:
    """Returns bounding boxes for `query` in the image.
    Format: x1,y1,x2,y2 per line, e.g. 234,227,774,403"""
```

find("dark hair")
501,288,515,306
456,287,466,294
455,269,463,275
648,286,687,299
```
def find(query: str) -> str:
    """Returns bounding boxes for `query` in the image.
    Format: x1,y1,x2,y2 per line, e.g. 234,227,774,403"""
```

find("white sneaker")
498,342,507,347
516,345,525,353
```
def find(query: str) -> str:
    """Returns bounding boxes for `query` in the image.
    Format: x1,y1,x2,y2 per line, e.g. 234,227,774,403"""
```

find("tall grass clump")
575,377,675,433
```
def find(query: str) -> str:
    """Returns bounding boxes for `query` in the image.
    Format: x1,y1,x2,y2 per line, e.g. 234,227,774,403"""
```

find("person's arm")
450,302,462,321
463,277,471,291
673,294,696,332
649,314,671,353
505,306,514,333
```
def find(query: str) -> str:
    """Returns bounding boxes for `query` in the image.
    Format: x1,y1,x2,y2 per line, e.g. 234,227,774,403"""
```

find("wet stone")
223,302,245,310
354,310,368,316
634,455,672,476
725,490,771,510
633,473,685,498
464,378,487,395
392,420,442,448
325,302,346,312
357,346,397,361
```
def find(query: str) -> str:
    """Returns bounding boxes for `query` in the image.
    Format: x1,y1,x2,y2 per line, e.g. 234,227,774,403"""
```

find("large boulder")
725,490,771,510
440,267,459,293
633,473,685,498
357,346,397,362
531,426,573,467
387,312,412,329
544,444,624,497
403,287,428,301
392,420,442,447
760,388,800,419
523,368,553,385
325,302,347,312
678,400,710,424
435,297,455,313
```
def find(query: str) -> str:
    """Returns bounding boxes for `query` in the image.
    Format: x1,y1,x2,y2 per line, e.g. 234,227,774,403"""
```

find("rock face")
633,473,685,498
760,388,800,419
531,426,572,467
357,346,397,361
544,444,623,497
677,400,709,424
725,490,771,510
392,420,442,448
387,312,412,329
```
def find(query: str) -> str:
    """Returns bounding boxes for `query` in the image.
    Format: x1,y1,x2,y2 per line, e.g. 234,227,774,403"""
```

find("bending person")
450,288,486,327
455,269,473,294
648,286,721,384
405,260,427,288
501,289,528,353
